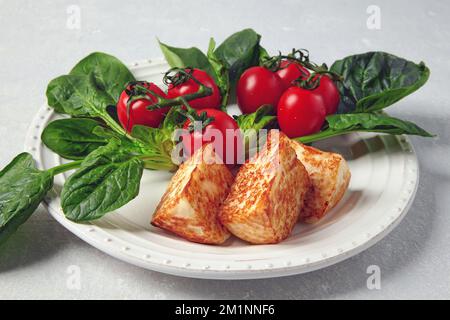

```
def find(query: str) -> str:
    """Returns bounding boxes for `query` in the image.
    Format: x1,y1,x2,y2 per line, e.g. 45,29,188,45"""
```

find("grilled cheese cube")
151,144,233,244
290,141,351,223
219,131,311,244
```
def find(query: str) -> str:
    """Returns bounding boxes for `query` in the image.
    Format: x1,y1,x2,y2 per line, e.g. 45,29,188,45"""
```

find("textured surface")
290,141,351,223
152,144,233,244
220,131,310,244
0,0,449,299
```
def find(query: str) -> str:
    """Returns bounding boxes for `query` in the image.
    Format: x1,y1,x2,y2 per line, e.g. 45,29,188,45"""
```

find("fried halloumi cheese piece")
290,141,351,223
151,144,233,244
219,131,311,244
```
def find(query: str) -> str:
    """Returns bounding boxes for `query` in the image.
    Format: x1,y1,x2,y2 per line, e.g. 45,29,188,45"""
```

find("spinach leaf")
214,28,262,86
297,113,433,144
207,37,230,109
46,53,132,135
41,118,109,160
61,140,144,222
46,73,114,117
130,109,183,171
160,106,187,132
0,153,53,244
234,105,277,156
258,45,270,63
131,126,175,170
234,104,276,130
326,113,434,136
158,40,217,82
330,52,430,113
70,52,135,102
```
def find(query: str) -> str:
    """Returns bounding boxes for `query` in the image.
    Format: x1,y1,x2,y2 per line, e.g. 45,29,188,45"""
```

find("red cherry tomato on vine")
167,69,221,110
275,60,310,90
277,87,326,138
236,66,284,114
312,75,340,115
181,109,241,164
117,82,168,132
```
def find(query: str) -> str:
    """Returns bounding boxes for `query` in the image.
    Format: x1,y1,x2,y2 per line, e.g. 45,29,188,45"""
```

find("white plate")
25,59,419,279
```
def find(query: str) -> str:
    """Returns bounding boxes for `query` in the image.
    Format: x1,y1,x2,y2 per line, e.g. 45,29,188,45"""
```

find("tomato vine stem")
261,48,342,82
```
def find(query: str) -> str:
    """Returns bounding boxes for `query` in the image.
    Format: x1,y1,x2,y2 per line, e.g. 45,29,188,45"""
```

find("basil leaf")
61,140,144,222
207,37,230,109
214,28,262,87
326,113,434,137
70,52,135,102
330,52,430,113
0,153,53,244
158,40,216,82
41,118,109,160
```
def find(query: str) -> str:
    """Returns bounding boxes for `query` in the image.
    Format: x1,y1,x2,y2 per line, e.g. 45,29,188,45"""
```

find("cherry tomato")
117,82,168,132
277,87,326,138
312,75,340,115
167,69,221,110
275,60,310,90
181,109,241,164
236,66,284,114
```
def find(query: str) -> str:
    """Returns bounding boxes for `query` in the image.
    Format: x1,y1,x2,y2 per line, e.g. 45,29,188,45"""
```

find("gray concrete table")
1,0,449,299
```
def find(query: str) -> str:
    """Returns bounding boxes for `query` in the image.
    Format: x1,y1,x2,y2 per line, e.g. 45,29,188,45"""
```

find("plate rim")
25,59,420,279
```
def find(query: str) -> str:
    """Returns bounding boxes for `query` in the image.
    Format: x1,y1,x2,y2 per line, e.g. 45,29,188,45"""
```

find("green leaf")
46,73,114,117
214,28,262,87
234,105,277,156
61,140,144,222
131,122,178,171
330,52,430,113
46,52,132,137
326,113,434,136
207,37,230,109
234,104,276,130
0,153,53,244
158,40,216,82
258,45,270,63
41,118,109,160
70,52,135,102
160,107,186,132
90,110,179,171
91,126,140,155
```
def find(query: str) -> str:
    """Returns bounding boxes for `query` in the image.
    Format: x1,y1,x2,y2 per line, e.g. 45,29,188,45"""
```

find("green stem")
295,129,350,144
149,85,212,109
263,49,342,81
138,155,177,171
101,112,150,153
138,154,172,162
47,160,83,176
102,113,130,137
144,163,177,171
308,69,343,82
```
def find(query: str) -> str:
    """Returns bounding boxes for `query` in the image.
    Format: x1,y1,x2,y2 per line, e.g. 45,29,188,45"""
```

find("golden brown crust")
151,144,233,244
219,131,311,244
290,141,351,223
